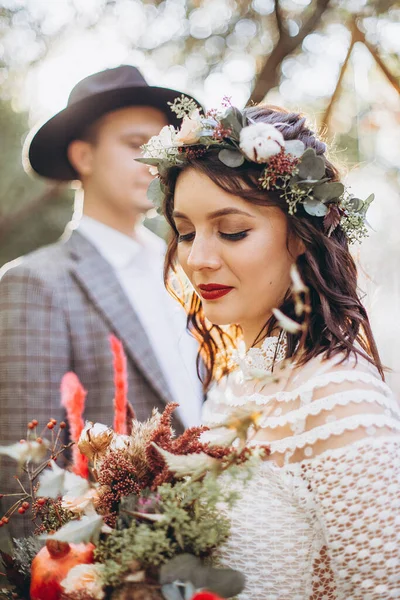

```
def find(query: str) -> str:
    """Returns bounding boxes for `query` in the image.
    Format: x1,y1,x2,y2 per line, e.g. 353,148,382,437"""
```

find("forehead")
174,168,260,219
96,105,168,138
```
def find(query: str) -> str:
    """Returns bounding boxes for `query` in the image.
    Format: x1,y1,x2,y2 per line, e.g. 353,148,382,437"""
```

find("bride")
141,100,400,599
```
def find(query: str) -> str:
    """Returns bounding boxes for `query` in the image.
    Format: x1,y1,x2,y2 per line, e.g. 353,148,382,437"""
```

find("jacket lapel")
65,231,175,407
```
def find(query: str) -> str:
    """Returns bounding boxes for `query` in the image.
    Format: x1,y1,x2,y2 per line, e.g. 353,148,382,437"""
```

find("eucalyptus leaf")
135,157,160,166
303,199,328,217
159,554,201,585
313,182,344,202
161,583,184,600
218,149,245,168
220,107,244,137
157,161,171,179
39,514,104,544
192,566,246,597
361,193,374,214
298,148,325,181
346,197,363,212
147,177,165,207
284,139,305,158
183,582,196,600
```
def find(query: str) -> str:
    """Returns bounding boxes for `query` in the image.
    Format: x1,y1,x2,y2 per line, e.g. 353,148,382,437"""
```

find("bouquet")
0,338,269,600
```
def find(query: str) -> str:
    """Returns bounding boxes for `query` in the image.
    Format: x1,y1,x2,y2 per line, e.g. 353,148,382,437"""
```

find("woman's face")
173,168,300,347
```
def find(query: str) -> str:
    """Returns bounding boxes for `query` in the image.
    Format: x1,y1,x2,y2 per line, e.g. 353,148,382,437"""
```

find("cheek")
236,232,292,291
176,244,191,278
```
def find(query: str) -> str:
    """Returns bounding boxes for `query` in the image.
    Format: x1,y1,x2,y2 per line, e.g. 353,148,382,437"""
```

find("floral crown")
138,96,373,243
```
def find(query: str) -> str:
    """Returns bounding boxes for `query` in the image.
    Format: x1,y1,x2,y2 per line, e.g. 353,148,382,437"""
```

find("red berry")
0,494,3,499
37,498,46,506
60,422,66,429
0,521,3,527
2,517,9,524
18,507,25,515
27,422,35,430
22,502,30,509
32,419,38,426
51,419,57,424
47,422,54,430
19,439,26,444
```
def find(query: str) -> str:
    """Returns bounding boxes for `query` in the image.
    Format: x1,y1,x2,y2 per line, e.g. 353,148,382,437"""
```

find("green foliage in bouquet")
96,475,235,587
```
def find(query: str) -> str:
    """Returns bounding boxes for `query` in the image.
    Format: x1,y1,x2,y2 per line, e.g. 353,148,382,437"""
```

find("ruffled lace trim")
248,413,400,454
219,369,391,408
257,388,400,428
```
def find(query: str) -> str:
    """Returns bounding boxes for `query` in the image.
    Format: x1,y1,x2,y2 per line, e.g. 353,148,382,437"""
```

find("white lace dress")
202,337,400,600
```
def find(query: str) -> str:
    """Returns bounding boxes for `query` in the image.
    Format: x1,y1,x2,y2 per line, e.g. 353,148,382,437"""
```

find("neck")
82,198,141,239
242,317,281,350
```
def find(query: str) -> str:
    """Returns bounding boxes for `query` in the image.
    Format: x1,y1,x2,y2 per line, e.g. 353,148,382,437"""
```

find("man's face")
77,105,168,218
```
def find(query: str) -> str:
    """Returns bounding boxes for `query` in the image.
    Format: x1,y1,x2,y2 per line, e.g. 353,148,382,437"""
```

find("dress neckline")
232,332,288,381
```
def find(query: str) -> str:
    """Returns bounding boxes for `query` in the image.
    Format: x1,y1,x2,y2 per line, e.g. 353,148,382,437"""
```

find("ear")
67,140,94,178
288,233,306,259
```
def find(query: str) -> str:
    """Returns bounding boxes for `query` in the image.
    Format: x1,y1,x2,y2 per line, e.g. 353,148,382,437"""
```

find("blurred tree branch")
322,17,400,129
250,0,332,104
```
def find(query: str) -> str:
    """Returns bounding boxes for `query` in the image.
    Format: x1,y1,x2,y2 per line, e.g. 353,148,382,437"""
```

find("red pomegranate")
30,539,95,600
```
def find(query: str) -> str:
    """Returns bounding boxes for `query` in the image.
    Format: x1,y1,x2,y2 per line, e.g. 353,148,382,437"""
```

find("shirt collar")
78,216,145,270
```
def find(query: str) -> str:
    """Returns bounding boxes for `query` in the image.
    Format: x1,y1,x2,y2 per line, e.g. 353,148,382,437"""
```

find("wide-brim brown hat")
25,65,201,181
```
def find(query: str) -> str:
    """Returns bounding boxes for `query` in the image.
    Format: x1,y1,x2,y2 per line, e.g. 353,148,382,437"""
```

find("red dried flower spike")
110,335,129,435
60,372,88,478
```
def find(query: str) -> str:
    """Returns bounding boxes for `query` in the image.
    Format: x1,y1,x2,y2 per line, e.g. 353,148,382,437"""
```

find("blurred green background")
0,0,399,388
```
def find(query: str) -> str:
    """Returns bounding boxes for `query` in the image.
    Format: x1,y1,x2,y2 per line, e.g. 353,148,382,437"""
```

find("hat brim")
25,85,200,181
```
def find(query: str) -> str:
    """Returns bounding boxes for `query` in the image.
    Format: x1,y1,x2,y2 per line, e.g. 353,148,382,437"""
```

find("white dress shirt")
78,216,203,428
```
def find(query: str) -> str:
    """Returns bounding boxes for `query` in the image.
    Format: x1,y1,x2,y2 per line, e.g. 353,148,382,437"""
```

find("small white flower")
142,125,179,161
240,123,285,162
61,563,105,600
175,108,203,144
149,165,158,176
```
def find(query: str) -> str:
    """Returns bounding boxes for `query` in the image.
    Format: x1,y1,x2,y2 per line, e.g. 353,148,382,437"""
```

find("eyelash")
177,230,250,243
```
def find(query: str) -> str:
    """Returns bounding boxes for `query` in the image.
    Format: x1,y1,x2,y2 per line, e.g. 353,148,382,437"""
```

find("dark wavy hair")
162,104,384,390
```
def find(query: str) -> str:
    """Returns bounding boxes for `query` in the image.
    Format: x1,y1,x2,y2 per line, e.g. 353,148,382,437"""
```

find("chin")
201,305,238,327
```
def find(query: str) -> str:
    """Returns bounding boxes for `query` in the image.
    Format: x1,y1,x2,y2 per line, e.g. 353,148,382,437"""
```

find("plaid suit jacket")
0,230,187,541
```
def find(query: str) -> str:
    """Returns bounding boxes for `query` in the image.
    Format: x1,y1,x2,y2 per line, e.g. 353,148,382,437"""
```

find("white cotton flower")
61,563,105,600
78,422,113,461
239,123,285,162
109,433,131,453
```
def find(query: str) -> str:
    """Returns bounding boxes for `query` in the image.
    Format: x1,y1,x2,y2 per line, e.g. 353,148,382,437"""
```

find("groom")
0,66,203,538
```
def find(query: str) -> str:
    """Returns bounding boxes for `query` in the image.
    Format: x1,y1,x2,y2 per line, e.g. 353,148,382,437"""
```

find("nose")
186,235,222,272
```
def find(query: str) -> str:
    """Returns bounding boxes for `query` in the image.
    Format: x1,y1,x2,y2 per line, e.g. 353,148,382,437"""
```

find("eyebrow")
173,208,256,220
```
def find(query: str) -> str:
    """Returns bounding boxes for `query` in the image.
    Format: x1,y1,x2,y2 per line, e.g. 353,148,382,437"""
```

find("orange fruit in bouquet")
30,539,95,600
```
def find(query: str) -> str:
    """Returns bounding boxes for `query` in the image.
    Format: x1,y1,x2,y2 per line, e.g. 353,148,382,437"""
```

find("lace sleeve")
279,358,400,599
249,355,400,597
299,436,400,599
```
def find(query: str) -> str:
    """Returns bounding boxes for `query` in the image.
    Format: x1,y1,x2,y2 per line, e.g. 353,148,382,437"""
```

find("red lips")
198,283,234,301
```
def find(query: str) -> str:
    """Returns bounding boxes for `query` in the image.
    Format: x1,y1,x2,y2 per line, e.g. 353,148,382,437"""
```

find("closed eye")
177,230,251,243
